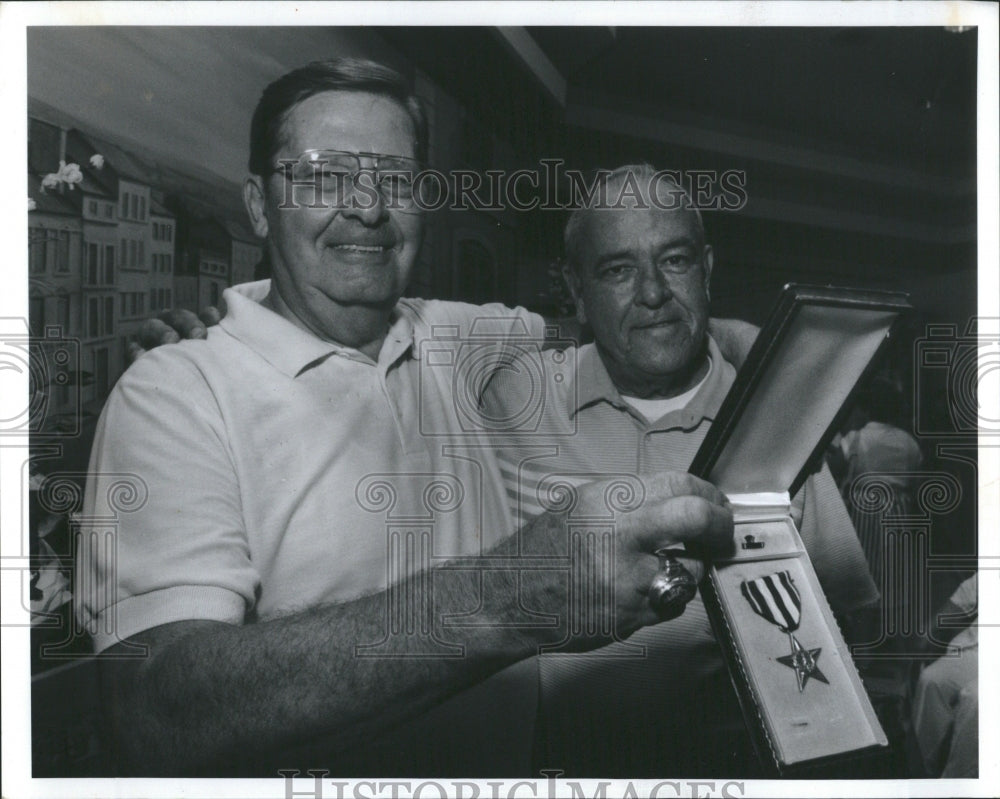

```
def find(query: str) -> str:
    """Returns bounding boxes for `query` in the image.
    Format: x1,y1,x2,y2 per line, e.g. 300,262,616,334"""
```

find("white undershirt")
621,356,713,423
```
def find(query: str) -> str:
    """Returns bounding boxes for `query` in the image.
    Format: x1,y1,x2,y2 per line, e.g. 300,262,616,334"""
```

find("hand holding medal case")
689,284,910,774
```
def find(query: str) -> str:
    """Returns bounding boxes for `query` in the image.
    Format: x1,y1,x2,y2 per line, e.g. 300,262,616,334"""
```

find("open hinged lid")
690,284,911,497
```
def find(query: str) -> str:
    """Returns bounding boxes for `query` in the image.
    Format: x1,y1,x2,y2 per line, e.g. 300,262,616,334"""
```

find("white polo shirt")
78,283,544,653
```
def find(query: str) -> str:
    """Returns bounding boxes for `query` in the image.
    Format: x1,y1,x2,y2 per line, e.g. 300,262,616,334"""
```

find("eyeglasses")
272,149,425,213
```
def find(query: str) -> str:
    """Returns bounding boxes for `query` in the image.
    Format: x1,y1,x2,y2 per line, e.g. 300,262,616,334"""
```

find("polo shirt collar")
567,343,630,417
567,335,729,426
682,335,729,423
219,283,414,378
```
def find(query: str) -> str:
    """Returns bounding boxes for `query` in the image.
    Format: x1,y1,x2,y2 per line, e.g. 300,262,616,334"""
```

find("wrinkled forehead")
277,90,418,160
583,203,705,254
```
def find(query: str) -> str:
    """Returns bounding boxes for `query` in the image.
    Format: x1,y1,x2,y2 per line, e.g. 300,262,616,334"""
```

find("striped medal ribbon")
741,570,828,692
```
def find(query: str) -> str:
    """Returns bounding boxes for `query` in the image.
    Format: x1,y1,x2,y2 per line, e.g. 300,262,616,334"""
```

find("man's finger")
198,306,223,327
126,341,147,364
625,495,734,553
138,318,181,350
642,471,729,507
158,308,207,340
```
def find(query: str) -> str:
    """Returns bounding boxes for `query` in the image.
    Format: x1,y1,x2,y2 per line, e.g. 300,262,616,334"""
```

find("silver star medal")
741,570,828,693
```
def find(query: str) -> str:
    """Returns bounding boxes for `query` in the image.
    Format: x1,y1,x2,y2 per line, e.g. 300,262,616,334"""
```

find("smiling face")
246,90,423,348
566,203,713,398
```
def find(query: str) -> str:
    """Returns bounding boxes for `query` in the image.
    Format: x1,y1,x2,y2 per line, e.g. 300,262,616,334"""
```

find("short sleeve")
228,280,271,303
797,462,880,614
75,348,258,652
407,298,548,413
410,298,546,344
476,301,548,342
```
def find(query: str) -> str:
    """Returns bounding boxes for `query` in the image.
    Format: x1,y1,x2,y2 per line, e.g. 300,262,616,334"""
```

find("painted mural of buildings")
27,102,263,414
148,193,177,316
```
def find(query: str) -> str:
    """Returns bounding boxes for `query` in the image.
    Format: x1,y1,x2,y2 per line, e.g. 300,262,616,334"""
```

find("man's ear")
561,262,588,325
243,176,269,239
702,245,714,302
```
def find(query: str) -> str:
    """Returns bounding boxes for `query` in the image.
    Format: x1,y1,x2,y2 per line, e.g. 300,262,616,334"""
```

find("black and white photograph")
2,2,997,797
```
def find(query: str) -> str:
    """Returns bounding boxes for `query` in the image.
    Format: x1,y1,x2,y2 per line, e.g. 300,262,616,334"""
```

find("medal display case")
690,284,912,774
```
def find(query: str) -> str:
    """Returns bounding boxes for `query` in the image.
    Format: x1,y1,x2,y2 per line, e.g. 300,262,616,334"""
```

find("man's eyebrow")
594,249,635,266
594,236,699,266
655,236,699,252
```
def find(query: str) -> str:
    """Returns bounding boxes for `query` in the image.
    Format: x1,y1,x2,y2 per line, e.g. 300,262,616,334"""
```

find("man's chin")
318,272,410,310
630,325,695,356
632,339,709,385
637,359,696,383
328,290,405,311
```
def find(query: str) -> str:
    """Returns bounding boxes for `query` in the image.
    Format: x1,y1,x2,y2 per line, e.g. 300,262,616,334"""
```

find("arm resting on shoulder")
130,304,226,362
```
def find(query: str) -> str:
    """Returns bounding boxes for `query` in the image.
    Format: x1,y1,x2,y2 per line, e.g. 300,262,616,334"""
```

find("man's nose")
634,262,672,308
339,172,389,226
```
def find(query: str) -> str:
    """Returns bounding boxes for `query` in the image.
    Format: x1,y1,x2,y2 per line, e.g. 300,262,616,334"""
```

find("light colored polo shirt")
78,284,544,653
482,336,880,770
485,336,878,612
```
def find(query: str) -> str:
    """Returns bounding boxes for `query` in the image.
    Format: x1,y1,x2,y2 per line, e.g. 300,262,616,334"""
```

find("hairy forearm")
105,465,725,775
110,516,570,774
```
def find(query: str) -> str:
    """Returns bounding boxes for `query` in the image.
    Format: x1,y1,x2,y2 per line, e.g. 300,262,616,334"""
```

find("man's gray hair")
563,164,704,271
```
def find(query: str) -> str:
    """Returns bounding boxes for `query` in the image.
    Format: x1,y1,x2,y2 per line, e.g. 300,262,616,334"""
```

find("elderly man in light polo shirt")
481,165,880,775
78,60,740,776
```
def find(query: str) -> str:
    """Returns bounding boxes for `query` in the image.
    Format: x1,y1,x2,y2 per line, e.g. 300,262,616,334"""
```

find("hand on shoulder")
128,302,226,364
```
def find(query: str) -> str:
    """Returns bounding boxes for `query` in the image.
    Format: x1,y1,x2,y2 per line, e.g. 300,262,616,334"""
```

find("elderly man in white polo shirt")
78,60,739,776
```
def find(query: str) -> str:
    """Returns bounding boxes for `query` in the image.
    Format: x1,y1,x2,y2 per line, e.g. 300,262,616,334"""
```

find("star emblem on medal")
741,570,829,693
776,635,828,691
